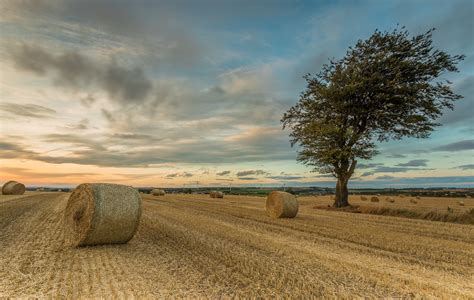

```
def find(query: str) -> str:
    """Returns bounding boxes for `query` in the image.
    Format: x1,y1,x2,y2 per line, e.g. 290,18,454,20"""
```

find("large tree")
282,27,464,207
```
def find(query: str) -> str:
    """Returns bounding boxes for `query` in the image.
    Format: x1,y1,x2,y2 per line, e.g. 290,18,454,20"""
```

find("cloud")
8,44,152,105
396,159,429,167
433,140,474,152
439,76,474,126
80,94,97,107
357,163,384,169
236,169,269,177
0,103,56,119
3,0,205,68
216,170,231,176
361,171,375,177
101,109,116,123
0,130,294,167
373,166,431,173
64,119,90,130
267,175,305,180
165,172,193,179
375,175,395,180
316,174,335,178
456,164,474,170
387,154,406,158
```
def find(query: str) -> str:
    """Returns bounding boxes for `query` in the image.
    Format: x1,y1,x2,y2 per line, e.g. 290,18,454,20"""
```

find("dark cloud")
239,177,257,180
216,170,231,176
439,76,474,126
236,170,269,177
165,172,193,179
0,141,38,159
456,164,474,170
101,109,116,123
375,175,395,180
42,134,106,151
267,175,305,180
0,130,294,167
64,119,89,130
0,103,56,119
361,172,375,177
433,140,474,152
80,94,97,107
4,0,205,68
396,159,429,167
373,166,433,173
357,163,384,169
9,44,152,105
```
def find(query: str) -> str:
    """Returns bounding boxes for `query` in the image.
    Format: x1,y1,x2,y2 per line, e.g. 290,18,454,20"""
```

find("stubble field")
1,192,473,298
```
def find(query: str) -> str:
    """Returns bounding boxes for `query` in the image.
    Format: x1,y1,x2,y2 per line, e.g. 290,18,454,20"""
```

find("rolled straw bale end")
370,196,379,202
266,191,299,219
63,183,142,247
2,181,26,195
151,189,165,196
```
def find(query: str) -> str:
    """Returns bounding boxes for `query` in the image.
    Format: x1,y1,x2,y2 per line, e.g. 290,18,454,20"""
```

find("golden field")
308,194,473,213
1,192,473,298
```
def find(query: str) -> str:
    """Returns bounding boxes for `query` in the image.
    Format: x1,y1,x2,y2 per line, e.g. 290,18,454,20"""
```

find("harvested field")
1,193,473,298
311,195,474,214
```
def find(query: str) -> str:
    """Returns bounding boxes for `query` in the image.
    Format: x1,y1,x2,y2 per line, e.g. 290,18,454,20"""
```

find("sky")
0,0,473,188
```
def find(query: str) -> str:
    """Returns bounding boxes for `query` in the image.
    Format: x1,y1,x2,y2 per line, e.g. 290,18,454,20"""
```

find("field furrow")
1,193,472,298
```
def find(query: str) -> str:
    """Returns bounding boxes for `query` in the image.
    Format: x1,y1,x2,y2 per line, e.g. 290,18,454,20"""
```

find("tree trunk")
334,177,349,207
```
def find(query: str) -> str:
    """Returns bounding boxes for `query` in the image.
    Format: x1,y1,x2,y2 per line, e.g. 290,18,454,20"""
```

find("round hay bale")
410,198,418,204
63,183,142,247
2,181,26,195
266,191,298,218
151,189,165,196
215,191,224,198
210,191,216,198
458,201,465,206
386,197,395,203
370,196,379,202
360,196,368,201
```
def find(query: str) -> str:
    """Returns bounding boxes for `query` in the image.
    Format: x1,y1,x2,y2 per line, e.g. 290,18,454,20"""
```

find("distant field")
306,194,473,213
1,192,472,298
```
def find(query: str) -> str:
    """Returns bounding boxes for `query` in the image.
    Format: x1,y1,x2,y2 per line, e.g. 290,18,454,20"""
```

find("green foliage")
282,27,464,179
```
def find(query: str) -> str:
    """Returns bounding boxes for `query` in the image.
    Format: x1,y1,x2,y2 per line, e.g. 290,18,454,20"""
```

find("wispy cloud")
433,140,474,152
165,172,193,179
396,159,429,167
236,170,269,177
0,103,56,119
455,164,474,170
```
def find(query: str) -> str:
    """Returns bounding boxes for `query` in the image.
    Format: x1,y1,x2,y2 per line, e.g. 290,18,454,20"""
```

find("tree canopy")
282,27,464,207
